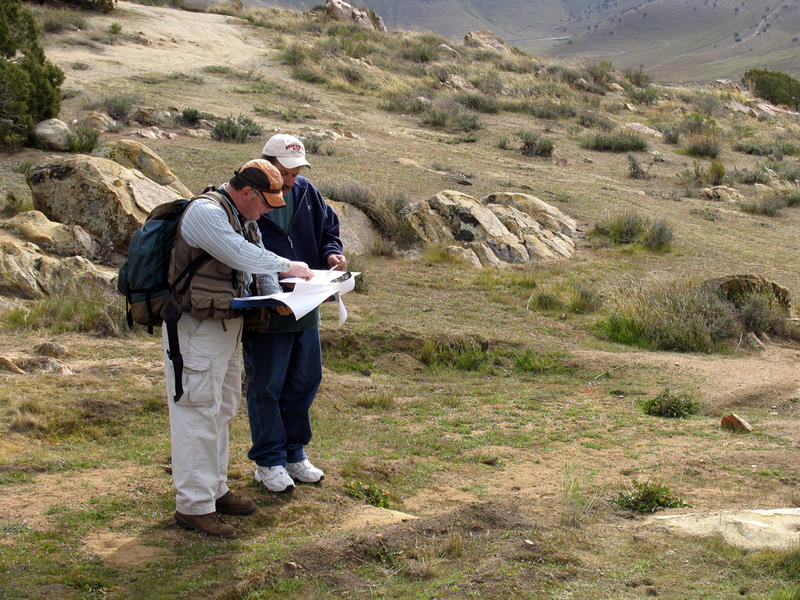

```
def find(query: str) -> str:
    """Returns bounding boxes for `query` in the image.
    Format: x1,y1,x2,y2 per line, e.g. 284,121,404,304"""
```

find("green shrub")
0,0,65,148
733,167,771,185
584,60,613,87
642,389,699,418
682,113,718,135
623,67,650,88
578,110,615,131
108,22,121,35
641,220,673,251
343,480,391,508
281,43,307,66
101,94,135,121
626,85,658,105
708,160,726,185
685,133,721,158
301,134,324,154
454,92,499,114
627,153,649,179
292,65,327,84
611,481,690,512
178,106,213,125
211,114,261,142
497,136,508,149
733,138,797,157
737,290,789,335
661,123,680,145
739,196,786,217
68,126,99,153
581,130,648,152
517,130,554,157
379,89,429,114
743,69,800,110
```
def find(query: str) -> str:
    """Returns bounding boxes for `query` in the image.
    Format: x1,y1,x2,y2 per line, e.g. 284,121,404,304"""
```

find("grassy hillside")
2,2,800,598
253,0,800,83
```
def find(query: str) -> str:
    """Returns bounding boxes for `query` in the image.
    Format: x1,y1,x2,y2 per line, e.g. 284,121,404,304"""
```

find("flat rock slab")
645,508,800,551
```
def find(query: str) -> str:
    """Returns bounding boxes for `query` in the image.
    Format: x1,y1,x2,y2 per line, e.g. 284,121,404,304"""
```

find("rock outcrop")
0,230,114,299
464,31,512,54
401,190,576,267
2,210,97,258
324,0,387,32
703,274,792,310
93,139,193,197
326,200,379,256
27,155,182,251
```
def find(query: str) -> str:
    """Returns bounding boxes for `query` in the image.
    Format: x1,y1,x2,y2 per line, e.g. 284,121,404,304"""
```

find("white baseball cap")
261,133,312,169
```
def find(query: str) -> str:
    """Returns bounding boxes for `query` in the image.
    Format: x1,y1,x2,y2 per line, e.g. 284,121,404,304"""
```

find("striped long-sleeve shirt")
180,192,287,295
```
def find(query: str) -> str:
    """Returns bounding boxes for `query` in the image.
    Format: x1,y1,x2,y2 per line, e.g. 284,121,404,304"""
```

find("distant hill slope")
249,0,800,83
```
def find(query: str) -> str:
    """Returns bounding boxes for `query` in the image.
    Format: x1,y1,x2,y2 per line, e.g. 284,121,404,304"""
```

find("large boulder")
93,139,194,197
34,118,71,151
326,200,379,256
464,31,512,54
703,274,791,310
2,210,97,258
0,230,114,299
324,0,388,32
401,190,576,267
27,155,182,251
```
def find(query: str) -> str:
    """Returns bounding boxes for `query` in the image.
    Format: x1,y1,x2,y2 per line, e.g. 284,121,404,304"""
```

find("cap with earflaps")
261,133,312,169
233,159,285,208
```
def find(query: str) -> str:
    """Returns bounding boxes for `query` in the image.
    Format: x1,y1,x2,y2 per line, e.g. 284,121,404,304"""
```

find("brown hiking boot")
174,511,236,538
215,491,256,515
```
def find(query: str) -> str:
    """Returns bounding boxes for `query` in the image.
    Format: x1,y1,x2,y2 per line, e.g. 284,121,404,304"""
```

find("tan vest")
168,190,261,320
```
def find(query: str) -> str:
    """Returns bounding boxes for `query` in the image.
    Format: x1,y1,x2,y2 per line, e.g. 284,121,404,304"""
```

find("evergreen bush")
743,69,800,110
0,0,64,148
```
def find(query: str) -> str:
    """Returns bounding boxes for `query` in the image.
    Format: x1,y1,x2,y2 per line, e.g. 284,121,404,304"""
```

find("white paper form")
242,269,357,325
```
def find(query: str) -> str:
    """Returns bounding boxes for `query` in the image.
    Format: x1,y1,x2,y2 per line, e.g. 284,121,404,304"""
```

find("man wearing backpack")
165,159,313,539
243,134,345,494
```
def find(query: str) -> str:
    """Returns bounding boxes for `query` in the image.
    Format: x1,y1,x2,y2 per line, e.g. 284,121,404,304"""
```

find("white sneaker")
286,459,325,483
254,465,295,493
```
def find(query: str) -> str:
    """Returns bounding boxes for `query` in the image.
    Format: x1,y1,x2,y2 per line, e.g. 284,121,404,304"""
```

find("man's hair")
262,155,277,164
228,174,248,190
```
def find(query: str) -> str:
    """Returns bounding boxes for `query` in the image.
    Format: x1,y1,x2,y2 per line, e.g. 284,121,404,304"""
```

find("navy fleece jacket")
256,175,342,332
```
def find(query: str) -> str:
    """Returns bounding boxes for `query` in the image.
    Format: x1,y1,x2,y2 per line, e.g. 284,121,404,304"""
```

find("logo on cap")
285,143,303,153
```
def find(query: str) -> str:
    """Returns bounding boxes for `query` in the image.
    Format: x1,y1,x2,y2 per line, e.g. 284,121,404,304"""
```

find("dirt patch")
84,531,173,566
334,504,417,532
1,465,168,529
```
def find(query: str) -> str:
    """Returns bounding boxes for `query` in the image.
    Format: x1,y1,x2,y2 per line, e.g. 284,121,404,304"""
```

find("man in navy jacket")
243,134,346,493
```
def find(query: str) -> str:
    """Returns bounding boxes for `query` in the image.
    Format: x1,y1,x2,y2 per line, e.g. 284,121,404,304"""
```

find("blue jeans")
242,329,322,467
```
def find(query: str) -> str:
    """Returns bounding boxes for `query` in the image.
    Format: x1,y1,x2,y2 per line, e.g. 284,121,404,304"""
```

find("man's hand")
273,305,293,316
284,261,313,280
327,254,347,271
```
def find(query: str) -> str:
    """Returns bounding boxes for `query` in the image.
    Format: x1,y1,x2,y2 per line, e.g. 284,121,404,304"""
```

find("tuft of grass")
611,481,690,512
560,462,598,526
684,132,721,158
512,349,570,374
454,92,500,114
592,212,672,251
517,130,555,157
318,178,415,247
101,94,136,121
528,292,564,311
178,107,214,126
354,393,395,410
599,281,740,353
740,195,786,217
567,284,602,313
661,123,680,144
642,389,699,418
344,480,391,508
581,130,648,152
1,284,126,337
416,339,488,371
